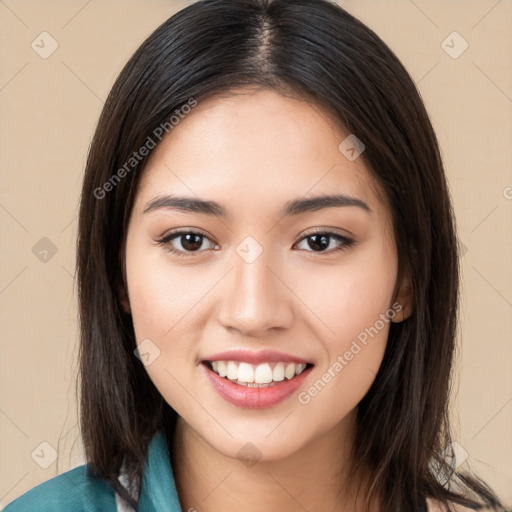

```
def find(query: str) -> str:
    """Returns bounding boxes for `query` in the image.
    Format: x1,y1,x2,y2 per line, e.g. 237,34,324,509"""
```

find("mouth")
201,349,315,408
202,360,315,388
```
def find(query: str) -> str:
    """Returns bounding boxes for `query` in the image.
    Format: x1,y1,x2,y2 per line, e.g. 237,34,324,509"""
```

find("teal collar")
137,431,183,511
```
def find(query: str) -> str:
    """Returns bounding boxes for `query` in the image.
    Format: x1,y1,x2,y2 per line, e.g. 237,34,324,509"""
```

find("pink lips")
201,349,314,409
203,349,311,365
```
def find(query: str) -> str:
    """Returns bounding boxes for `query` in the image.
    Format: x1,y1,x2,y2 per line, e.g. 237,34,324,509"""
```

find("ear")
118,244,131,314
118,284,131,314
391,273,413,323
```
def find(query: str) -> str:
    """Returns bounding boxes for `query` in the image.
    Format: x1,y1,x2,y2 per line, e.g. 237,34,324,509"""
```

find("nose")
216,247,295,338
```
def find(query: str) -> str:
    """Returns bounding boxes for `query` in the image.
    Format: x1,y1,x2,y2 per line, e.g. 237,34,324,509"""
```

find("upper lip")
203,349,313,365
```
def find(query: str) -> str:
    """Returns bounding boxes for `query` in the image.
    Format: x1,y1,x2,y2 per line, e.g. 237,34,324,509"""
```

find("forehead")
135,89,387,220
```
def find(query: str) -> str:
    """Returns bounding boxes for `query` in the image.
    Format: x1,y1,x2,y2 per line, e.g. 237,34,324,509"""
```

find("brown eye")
295,231,355,254
175,233,204,252
156,230,217,256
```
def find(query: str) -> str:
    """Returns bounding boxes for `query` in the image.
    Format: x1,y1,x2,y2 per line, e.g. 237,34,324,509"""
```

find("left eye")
294,232,354,253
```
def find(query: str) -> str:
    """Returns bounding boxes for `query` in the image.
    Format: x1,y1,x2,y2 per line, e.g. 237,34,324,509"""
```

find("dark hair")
76,0,507,510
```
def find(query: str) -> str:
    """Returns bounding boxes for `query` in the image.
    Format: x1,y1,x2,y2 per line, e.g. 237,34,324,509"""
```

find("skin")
123,88,412,512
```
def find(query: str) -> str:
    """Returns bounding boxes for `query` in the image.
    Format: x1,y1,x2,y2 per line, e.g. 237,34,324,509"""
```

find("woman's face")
124,88,407,461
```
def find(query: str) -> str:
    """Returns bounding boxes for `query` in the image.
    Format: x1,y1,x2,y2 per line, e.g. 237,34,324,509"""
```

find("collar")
136,430,183,511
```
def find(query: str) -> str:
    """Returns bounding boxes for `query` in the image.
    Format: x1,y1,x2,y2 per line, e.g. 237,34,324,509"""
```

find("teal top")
3,431,183,511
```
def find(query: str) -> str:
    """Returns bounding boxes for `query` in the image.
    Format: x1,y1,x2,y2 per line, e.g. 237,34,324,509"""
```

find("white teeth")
227,361,239,380
272,363,285,382
296,363,306,375
208,360,310,385
285,363,296,380
217,361,227,377
238,362,254,383
254,363,273,384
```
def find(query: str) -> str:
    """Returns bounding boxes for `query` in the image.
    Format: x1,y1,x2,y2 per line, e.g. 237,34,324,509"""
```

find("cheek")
292,244,397,412
126,245,209,341
125,245,206,411
294,248,397,345
295,259,395,414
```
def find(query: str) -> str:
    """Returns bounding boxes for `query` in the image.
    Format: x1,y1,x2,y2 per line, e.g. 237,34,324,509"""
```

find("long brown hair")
76,1,507,510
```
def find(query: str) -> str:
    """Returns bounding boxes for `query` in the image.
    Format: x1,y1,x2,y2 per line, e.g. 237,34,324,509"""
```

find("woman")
4,0,508,510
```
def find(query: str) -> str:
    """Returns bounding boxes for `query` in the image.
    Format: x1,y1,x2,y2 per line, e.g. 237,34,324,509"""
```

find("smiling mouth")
202,360,315,388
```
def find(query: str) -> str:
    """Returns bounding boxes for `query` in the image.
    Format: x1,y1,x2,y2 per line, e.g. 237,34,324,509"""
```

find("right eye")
156,229,219,257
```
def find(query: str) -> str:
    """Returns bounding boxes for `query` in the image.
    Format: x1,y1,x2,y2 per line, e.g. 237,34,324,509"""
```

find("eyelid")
157,227,214,243
299,226,353,239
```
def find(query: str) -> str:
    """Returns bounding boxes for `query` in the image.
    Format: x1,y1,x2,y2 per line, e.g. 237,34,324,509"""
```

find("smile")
205,360,312,387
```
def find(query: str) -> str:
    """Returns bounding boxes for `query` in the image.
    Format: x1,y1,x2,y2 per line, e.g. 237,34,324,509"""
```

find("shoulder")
3,464,117,512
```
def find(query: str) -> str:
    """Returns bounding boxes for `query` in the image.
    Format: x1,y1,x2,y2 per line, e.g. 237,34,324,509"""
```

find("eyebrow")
142,193,371,218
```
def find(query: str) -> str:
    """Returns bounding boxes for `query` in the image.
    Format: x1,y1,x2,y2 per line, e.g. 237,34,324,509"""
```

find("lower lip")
202,363,314,409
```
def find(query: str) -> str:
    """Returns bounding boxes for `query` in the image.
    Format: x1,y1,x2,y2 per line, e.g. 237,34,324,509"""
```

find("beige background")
0,0,511,508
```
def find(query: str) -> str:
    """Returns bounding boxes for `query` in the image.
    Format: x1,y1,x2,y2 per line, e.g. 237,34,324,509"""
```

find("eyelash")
156,228,356,258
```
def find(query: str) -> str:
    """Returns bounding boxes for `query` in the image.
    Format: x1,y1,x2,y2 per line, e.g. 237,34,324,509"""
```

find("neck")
171,409,375,512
